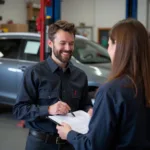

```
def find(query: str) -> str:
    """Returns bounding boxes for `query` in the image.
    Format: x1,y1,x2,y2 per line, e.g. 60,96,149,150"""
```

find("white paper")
49,110,91,134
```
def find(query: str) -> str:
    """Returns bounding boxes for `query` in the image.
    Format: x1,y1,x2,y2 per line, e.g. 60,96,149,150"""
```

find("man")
13,20,93,150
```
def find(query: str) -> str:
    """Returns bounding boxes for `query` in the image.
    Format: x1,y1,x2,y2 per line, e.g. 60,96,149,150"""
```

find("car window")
20,40,40,62
0,38,21,59
73,38,110,64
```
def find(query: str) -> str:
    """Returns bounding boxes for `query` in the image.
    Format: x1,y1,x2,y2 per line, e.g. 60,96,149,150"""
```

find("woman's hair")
48,20,76,41
108,18,150,106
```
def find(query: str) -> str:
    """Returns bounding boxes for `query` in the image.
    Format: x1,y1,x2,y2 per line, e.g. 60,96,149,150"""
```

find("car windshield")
73,38,110,64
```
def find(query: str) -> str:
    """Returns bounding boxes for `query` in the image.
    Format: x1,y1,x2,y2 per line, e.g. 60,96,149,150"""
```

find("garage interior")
0,0,150,150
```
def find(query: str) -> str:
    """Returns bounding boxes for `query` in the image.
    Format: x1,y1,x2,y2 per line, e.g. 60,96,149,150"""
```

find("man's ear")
48,39,53,48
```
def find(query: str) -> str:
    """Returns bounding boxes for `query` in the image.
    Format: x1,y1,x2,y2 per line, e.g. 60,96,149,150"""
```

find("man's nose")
65,44,72,50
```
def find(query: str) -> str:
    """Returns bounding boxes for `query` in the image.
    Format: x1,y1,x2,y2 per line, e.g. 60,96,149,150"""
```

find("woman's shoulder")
96,75,136,104
100,75,132,92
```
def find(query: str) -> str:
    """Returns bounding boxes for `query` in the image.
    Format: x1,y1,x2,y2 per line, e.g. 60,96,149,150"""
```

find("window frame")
0,36,23,60
19,39,40,62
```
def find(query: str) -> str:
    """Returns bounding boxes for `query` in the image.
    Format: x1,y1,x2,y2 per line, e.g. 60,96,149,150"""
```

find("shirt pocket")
70,89,82,110
38,90,59,105
71,89,82,99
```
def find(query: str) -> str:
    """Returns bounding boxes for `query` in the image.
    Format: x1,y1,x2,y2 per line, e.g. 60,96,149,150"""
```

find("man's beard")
53,45,73,63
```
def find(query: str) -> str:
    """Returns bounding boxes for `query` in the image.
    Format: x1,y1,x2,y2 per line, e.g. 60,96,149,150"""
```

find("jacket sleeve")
67,88,121,150
13,67,49,121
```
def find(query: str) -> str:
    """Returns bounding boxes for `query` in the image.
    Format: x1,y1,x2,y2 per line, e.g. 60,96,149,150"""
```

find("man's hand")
56,123,72,140
48,101,71,115
88,108,93,117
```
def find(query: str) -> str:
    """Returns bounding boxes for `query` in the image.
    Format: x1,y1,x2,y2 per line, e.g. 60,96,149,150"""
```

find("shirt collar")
46,56,73,73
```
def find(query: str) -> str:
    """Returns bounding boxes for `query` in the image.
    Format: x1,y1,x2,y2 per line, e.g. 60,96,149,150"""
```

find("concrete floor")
0,104,28,150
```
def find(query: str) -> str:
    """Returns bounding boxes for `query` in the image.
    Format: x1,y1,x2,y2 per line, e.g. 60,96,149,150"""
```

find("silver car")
0,32,111,105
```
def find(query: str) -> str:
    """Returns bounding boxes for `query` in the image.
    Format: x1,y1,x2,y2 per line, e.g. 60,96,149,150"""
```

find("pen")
69,110,76,117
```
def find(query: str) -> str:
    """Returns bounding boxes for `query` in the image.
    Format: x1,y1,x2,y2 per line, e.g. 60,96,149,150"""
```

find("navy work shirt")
67,76,150,150
13,57,92,133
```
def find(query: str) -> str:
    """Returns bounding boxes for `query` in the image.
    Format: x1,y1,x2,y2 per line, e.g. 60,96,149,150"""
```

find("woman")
56,18,150,150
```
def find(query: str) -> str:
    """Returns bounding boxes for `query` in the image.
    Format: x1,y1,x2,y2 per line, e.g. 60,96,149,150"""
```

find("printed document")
48,110,91,134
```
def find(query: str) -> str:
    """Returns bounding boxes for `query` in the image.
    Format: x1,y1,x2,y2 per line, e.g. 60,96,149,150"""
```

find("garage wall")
147,0,150,31
95,0,126,27
0,0,149,40
61,0,126,41
94,0,125,41
138,0,148,28
0,0,27,24
148,0,150,31
61,0,95,26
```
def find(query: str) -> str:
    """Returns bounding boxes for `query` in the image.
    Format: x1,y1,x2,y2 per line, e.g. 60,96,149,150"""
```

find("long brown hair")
108,18,150,107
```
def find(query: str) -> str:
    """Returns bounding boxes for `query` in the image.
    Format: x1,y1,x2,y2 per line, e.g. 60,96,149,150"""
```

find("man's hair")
48,20,76,41
108,18,150,107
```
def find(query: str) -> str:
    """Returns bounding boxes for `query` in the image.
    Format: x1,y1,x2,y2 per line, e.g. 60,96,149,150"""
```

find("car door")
0,37,22,104
17,38,40,93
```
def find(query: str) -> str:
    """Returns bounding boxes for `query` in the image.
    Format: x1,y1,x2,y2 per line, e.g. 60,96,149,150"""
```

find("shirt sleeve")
67,87,120,150
13,67,49,121
79,75,93,112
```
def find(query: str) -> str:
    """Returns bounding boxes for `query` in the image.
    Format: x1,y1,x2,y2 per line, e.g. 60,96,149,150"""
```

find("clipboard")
48,110,91,134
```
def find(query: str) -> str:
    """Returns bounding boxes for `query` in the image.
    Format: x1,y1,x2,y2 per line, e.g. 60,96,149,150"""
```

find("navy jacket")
67,75,150,150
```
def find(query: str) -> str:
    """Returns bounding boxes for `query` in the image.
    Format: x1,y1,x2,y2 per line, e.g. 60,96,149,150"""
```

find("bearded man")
13,20,93,150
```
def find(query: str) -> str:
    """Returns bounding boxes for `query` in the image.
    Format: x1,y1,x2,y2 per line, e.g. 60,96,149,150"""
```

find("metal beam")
126,0,137,19
46,0,61,22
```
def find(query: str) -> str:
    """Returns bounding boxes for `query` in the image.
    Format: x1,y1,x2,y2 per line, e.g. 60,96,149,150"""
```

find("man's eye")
69,43,74,46
60,43,65,45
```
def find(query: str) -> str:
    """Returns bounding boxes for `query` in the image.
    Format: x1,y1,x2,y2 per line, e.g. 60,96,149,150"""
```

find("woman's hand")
56,122,72,140
88,108,93,117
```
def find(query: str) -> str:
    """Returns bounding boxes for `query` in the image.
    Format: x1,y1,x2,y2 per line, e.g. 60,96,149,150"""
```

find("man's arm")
13,66,71,121
13,67,49,121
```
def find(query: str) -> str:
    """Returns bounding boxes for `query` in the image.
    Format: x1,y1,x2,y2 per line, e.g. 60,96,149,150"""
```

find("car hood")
87,63,111,76
71,58,111,86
